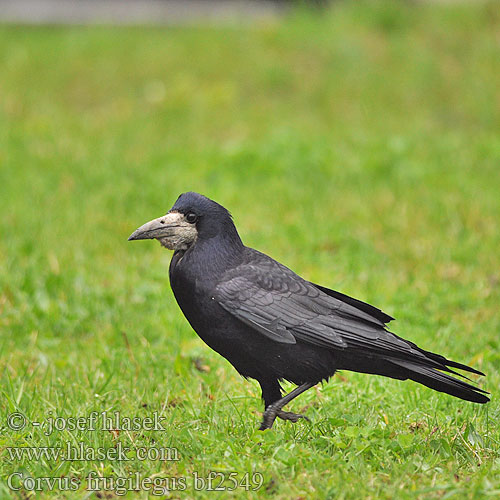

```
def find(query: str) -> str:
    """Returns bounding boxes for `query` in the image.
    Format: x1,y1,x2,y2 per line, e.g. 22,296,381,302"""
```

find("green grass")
1,1,499,498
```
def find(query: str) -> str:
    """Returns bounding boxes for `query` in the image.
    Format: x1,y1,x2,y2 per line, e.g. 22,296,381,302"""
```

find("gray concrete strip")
0,0,286,25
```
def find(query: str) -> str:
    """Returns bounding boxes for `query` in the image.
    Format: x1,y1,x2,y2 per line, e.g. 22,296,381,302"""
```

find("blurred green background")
1,1,499,498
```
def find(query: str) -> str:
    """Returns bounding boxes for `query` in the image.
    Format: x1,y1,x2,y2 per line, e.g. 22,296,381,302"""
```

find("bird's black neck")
171,228,244,283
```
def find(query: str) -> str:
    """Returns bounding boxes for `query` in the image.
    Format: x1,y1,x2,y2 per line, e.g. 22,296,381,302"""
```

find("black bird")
129,192,489,430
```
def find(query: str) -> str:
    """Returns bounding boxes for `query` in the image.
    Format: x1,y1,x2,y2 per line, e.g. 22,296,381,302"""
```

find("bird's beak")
128,211,184,241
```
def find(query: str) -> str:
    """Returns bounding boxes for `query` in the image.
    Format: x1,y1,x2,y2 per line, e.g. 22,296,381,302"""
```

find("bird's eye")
185,212,198,224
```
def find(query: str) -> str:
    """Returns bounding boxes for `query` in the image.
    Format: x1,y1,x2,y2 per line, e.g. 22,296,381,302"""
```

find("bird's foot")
277,410,310,424
259,403,279,430
259,406,310,430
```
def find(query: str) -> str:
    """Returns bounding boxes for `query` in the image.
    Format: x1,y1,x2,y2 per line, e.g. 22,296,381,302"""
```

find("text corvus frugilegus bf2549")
129,192,489,430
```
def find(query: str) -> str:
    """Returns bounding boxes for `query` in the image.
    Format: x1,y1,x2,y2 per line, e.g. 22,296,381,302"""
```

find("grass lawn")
1,1,499,498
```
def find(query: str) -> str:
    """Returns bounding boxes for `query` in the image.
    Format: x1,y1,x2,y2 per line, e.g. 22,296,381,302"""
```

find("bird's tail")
390,358,490,404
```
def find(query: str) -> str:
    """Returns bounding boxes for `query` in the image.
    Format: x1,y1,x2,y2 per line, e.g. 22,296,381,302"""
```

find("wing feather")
214,250,401,353
213,249,487,400
214,249,478,376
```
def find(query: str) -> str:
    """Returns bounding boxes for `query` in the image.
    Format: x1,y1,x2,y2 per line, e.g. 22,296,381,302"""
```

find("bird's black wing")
311,283,394,324
214,250,484,377
215,251,414,354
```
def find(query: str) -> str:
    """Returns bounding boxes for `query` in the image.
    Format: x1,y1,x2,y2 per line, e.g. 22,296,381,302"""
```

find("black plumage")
129,192,489,430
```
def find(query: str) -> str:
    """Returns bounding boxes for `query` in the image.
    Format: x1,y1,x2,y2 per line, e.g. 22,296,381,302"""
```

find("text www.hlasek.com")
6,442,178,462
5,411,265,494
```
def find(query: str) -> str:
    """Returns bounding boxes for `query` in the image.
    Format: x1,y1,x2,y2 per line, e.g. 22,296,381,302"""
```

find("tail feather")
391,359,489,404
409,343,486,377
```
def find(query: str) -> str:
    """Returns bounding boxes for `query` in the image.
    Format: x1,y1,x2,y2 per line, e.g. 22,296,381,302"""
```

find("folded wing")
214,249,488,403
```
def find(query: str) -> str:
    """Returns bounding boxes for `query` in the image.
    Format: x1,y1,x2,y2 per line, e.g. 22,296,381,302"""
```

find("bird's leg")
258,379,309,427
259,382,315,430
259,379,283,410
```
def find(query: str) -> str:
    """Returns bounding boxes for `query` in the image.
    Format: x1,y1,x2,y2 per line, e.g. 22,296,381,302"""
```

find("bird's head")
128,192,241,251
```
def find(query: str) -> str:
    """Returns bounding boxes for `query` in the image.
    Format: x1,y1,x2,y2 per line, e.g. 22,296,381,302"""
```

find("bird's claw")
277,410,310,424
259,405,310,430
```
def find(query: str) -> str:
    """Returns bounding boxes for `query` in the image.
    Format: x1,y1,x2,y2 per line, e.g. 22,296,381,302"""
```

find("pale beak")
128,212,184,241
